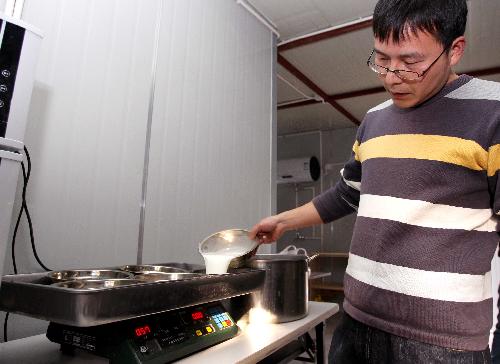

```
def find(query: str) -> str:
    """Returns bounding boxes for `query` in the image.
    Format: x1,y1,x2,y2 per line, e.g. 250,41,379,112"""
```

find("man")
250,0,499,362
494,285,500,363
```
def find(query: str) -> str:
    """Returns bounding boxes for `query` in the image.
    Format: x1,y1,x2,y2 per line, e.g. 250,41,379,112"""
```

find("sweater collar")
390,74,473,113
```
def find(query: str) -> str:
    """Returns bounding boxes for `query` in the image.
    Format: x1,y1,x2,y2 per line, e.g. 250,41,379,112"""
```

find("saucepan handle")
307,253,320,263
279,245,298,254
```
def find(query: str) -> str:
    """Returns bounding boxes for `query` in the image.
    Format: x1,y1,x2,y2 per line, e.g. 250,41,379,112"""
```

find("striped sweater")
313,75,500,351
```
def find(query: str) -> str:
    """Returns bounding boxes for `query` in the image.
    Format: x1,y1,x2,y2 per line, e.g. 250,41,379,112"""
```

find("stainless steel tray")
0,263,264,327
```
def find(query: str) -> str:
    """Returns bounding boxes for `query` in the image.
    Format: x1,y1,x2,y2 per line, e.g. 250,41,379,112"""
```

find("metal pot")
246,254,312,323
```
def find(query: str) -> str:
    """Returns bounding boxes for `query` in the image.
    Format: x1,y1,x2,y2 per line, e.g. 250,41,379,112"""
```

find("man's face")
373,30,455,108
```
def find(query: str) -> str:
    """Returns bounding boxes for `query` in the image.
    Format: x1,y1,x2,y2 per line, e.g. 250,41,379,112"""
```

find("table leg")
315,322,324,364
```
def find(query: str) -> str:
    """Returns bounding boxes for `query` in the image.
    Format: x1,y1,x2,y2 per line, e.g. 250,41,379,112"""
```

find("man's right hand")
248,202,323,244
248,215,286,244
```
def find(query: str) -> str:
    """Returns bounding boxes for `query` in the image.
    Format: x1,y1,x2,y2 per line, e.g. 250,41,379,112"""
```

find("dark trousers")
328,313,491,364
492,284,500,363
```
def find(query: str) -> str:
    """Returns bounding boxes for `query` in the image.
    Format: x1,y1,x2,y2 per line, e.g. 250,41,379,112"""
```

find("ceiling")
247,0,500,135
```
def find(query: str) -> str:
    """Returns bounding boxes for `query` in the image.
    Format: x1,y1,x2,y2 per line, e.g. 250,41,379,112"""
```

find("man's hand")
248,215,286,244
248,202,323,244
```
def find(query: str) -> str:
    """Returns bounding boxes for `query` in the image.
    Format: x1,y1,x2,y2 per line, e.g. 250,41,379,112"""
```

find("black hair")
373,0,468,48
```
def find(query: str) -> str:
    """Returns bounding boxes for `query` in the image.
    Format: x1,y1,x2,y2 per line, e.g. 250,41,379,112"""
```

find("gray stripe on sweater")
350,216,498,274
343,275,492,351
360,158,491,209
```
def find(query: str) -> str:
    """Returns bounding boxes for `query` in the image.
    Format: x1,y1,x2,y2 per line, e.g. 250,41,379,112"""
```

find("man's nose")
384,70,403,85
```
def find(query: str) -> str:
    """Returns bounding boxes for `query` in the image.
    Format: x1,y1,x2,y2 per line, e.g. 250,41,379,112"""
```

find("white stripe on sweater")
346,253,492,302
340,168,361,191
445,78,500,102
367,99,393,113
358,194,498,232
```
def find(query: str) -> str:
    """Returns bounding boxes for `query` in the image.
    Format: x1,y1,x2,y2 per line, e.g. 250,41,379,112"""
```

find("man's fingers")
248,225,259,239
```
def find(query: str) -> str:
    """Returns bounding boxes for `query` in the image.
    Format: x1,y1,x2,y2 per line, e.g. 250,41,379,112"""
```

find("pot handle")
307,253,320,263
279,245,298,254
295,248,307,256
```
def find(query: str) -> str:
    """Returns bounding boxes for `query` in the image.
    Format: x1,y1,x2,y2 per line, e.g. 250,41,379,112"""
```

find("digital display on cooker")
134,325,151,337
191,311,204,320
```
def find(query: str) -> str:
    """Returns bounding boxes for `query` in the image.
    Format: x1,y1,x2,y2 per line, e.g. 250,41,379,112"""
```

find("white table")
0,301,338,364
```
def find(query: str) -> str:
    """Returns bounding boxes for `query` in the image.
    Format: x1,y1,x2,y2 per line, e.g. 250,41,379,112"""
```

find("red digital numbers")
135,325,151,337
191,311,203,320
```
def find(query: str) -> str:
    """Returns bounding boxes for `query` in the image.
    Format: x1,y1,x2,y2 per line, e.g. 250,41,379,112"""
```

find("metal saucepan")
134,272,203,282
246,252,320,323
119,265,188,274
48,269,133,282
52,278,143,290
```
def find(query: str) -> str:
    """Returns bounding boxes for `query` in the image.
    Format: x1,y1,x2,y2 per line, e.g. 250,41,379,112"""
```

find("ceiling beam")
278,18,373,52
277,54,360,125
331,86,386,100
277,99,319,110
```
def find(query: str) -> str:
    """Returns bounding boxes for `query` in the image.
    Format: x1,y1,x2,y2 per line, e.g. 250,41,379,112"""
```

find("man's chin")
391,97,418,109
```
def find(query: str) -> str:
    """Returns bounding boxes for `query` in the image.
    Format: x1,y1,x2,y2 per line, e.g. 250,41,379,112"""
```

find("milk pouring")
199,229,258,274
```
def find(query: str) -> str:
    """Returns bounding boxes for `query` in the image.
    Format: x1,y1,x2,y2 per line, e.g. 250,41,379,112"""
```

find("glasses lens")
369,63,387,75
396,70,420,81
369,64,420,81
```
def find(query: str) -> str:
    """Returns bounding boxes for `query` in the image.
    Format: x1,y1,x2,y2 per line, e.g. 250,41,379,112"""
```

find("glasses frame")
366,47,449,81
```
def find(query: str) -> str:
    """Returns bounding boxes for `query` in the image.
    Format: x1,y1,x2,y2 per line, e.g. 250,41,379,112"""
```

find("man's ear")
449,36,466,66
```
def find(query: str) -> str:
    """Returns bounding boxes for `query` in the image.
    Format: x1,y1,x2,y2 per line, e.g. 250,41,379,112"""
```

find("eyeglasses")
366,47,448,81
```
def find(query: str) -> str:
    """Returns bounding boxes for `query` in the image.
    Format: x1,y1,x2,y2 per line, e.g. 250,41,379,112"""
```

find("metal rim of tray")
52,278,144,290
119,264,189,274
134,272,204,282
47,269,133,282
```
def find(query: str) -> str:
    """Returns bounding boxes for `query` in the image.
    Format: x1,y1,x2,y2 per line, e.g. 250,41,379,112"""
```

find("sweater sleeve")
488,123,500,221
487,114,500,254
312,134,362,223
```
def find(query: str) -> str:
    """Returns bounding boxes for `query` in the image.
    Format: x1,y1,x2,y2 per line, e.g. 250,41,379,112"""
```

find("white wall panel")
0,1,7,13
142,0,274,264
5,0,160,273
2,0,161,342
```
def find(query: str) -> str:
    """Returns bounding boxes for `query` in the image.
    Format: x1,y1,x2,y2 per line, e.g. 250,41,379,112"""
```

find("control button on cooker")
136,339,160,357
1,70,10,78
0,100,4,108
158,333,188,347
0,85,7,92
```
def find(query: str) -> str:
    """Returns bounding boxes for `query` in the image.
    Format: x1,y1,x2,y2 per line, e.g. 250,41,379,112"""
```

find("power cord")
4,146,50,343
11,146,50,273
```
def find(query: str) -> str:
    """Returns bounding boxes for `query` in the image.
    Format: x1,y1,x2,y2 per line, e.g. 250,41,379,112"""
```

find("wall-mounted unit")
277,156,320,184
0,14,42,283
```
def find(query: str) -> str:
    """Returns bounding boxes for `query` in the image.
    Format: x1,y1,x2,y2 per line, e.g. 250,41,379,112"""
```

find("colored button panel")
195,330,203,336
210,311,234,329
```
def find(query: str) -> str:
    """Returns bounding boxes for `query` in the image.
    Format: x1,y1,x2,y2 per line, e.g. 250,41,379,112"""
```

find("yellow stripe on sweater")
489,144,500,177
355,134,488,172
353,140,360,161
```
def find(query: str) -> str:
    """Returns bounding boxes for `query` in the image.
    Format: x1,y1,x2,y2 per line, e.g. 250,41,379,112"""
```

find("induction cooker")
0,262,264,363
